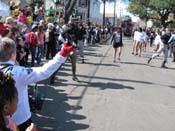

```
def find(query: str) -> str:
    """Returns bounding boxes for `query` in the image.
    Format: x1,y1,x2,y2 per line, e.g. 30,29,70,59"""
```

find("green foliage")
128,0,149,18
128,0,175,27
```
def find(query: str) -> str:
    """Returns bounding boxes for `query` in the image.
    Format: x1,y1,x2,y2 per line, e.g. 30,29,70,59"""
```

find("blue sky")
100,0,140,22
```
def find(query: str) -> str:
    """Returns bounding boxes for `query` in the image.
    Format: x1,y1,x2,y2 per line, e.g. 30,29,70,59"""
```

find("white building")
89,0,103,24
76,0,103,24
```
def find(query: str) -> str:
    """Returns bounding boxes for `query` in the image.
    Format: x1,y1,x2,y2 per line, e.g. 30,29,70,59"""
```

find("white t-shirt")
134,31,142,42
0,54,66,125
154,34,163,47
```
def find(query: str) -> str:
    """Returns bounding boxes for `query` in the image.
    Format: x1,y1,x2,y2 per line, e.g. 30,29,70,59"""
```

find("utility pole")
87,0,90,24
103,0,106,27
114,0,116,25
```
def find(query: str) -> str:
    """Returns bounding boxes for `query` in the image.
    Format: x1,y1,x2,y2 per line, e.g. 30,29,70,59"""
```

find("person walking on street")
147,28,171,68
110,27,123,62
0,37,76,130
132,28,138,55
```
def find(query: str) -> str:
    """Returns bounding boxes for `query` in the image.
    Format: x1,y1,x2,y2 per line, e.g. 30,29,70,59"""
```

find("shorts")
113,42,123,48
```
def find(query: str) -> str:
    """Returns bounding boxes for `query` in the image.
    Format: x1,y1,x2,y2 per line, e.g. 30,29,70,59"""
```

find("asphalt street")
32,37,175,131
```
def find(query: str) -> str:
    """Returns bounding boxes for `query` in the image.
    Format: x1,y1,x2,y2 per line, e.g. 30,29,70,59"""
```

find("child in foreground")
0,71,36,131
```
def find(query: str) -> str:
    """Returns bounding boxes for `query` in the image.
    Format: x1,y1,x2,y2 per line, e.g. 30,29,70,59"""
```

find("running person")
147,28,171,68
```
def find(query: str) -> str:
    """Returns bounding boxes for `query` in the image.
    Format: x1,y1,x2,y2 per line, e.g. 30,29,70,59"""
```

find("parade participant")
0,37,76,130
62,22,80,81
131,28,138,55
0,71,36,131
50,33,78,84
135,27,142,56
147,28,171,68
110,27,123,62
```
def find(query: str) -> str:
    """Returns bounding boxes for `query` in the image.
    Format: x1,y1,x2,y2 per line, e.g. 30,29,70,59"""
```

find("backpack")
28,32,38,46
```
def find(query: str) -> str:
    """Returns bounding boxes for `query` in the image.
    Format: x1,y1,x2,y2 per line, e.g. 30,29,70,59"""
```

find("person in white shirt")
134,27,142,56
0,37,76,130
132,28,138,55
147,28,171,68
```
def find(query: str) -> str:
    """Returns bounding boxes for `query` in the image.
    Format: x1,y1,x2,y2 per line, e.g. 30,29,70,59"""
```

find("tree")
63,0,77,23
128,0,175,27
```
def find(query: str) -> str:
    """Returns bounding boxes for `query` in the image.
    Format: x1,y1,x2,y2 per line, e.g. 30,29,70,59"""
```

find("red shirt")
0,23,8,36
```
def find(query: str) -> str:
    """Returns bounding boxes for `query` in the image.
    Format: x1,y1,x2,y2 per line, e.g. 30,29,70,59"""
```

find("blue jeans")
37,44,44,63
30,46,36,66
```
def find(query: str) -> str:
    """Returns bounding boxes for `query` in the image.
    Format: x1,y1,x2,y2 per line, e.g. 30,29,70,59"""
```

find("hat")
5,17,14,24
47,23,54,28
31,23,38,30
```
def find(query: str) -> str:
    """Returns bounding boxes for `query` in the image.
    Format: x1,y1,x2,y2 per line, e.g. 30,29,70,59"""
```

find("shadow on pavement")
83,61,120,67
77,74,154,85
149,65,175,70
89,82,135,90
32,84,89,131
121,61,149,66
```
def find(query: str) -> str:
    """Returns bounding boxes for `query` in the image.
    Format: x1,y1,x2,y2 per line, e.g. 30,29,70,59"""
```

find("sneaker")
113,60,116,63
147,58,152,64
131,52,134,55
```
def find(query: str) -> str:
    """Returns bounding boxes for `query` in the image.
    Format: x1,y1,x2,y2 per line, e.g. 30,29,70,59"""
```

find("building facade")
18,0,103,24
90,0,103,24
76,0,103,24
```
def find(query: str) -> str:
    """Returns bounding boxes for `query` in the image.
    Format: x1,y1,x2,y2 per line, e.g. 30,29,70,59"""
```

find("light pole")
114,0,116,25
103,0,106,27
87,0,90,24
